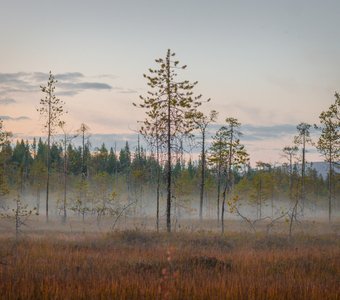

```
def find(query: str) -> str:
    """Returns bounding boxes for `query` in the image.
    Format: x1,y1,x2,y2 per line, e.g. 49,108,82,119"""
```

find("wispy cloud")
0,115,30,121
0,72,112,97
208,123,299,142
0,72,140,99
58,82,112,91
0,72,30,84
96,74,118,79
241,124,297,141
119,88,138,94
85,133,140,150
55,72,84,81
0,98,16,105
31,72,85,82
55,90,79,97
216,102,300,125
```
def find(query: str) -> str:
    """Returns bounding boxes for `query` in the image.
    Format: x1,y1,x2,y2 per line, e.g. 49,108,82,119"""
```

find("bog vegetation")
0,230,339,299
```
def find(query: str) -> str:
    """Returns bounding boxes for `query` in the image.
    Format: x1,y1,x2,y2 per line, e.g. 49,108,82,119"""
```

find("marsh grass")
0,230,339,299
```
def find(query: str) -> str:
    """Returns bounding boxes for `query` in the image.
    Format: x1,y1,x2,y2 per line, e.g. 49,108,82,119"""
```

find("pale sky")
0,0,339,164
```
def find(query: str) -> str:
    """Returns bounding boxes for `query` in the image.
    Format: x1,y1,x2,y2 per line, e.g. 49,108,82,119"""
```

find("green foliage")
12,140,32,166
208,117,249,184
92,143,109,174
37,71,66,134
67,145,82,175
107,147,118,174
316,92,340,164
135,49,203,232
70,177,90,219
0,120,12,146
0,195,35,237
135,49,202,146
91,172,118,221
119,142,131,173
0,87,337,227
0,120,12,197
173,168,197,214
315,92,340,222
294,123,312,145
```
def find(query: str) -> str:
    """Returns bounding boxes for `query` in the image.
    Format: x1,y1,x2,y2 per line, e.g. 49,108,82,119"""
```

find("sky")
0,0,339,164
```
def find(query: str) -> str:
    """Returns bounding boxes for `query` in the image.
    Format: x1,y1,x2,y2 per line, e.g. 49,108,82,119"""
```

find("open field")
0,218,339,299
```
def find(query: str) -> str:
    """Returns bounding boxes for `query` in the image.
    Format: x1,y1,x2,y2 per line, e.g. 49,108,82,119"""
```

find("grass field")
0,219,339,300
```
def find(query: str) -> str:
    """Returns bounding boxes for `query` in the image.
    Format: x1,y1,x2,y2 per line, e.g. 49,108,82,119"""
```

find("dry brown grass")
0,229,339,300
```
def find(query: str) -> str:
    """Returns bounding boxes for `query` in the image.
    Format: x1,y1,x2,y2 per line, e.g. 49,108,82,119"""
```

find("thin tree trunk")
36,186,40,215
46,116,51,223
156,139,160,232
328,157,332,223
289,197,299,238
221,182,227,234
217,166,221,224
15,196,19,239
166,50,172,233
63,136,67,223
301,135,306,213
223,127,234,233
271,179,274,218
114,142,118,186
289,154,293,199
156,175,160,232
199,130,205,220
259,178,262,219
82,129,85,179
217,137,223,224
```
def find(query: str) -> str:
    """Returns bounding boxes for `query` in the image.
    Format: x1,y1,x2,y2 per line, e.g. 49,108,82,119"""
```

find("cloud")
32,72,85,82
30,72,49,81
0,72,113,97
55,90,79,97
0,72,140,99
59,82,112,91
208,123,298,142
119,88,138,94
96,74,118,79
216,102,300,125
0,72,30,84
107,86,138,94
241,124,297,141
0,115,30,121
84,133,140,150
0,98,16,105
0,73,41,95
55,72,84,81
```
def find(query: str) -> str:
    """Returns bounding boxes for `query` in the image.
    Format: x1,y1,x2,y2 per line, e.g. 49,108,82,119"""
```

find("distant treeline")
0,136,338,222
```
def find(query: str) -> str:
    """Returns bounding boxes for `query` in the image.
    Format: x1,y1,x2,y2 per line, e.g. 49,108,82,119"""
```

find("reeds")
0,231,339,299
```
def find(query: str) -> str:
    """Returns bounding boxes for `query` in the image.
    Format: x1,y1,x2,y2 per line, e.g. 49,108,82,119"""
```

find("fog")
1,181,338,236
